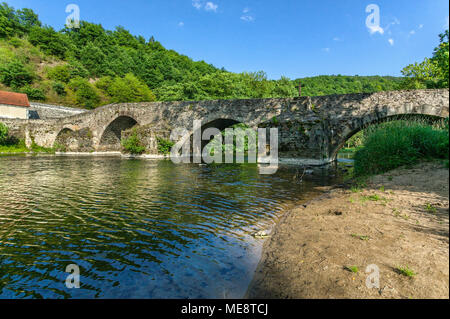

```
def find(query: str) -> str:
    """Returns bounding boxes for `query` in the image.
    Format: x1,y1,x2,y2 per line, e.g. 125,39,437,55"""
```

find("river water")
0,156,343,299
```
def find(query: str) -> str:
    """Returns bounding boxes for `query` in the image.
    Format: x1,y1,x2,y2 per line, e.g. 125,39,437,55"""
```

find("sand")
247,162,449,299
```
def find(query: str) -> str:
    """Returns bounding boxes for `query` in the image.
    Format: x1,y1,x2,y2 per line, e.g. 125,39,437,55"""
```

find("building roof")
0,91,30,107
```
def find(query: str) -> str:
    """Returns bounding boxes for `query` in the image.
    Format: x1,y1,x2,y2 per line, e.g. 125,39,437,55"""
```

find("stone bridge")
3,89,448,165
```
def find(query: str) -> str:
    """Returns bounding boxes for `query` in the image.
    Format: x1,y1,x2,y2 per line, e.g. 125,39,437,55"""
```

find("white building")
0,91,31,119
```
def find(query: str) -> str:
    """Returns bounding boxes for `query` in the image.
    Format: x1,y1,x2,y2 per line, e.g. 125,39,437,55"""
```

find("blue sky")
5,0,449,79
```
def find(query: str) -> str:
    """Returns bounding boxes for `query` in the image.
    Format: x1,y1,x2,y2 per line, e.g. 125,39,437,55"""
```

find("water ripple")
0,156,338,298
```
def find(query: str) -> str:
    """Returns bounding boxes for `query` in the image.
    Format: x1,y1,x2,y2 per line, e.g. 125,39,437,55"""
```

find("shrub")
106,73,156,103
0,59,34,88
21,86,46,100
67,77,101,109
354,119,449,176
122,131,145,154
157,137,174,155
52,81,66,96
0,123,20,146
47,62,89,84
0,122,8,144
47,64,71,83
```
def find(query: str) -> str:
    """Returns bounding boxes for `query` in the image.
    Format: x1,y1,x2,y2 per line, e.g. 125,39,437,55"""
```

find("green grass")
0,139,55,155
443,159,449,168
0,141,29,153
339,147,360,154
395,265,417,277
393,208,410,220
30,142,55,154
424,203,437,214
360,194,386,202
350,179,368,193
353,119,449,176
351,234,370,241
345,266,359,273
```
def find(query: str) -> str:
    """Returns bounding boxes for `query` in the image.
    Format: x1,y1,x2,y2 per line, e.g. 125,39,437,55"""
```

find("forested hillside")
295,75,403,96
0,2,417,109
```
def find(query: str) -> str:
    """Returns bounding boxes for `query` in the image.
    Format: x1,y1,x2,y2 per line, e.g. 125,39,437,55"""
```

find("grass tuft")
424,203,437,214
351,234,370,241
395,265,417,277
345,266,359,273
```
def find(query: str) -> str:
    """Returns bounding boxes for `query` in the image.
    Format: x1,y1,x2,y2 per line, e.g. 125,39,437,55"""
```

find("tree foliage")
0,58,33,88
401,30,449,89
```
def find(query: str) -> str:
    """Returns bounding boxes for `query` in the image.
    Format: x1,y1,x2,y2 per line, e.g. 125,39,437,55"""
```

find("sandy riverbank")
247,162,449,299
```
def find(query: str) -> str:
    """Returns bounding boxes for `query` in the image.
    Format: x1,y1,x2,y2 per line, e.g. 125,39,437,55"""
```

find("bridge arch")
98,115,139,151
53,127,75,144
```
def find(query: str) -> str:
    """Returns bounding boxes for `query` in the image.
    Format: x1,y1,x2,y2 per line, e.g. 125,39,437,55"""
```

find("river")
0,156,343,298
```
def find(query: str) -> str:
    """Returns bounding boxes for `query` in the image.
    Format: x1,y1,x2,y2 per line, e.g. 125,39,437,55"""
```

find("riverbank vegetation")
350,118,449,176
121,130,146,155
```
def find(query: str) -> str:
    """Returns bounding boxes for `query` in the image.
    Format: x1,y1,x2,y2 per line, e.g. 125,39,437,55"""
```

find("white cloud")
388,38,394,46
368,25,384,35
241,15,254,22
205,2,218,12
384,18,400,33
178,21,184,27
333,37,342,41
192,0,218,12
192,0,202,10
409,24,425,37
240,7,255,22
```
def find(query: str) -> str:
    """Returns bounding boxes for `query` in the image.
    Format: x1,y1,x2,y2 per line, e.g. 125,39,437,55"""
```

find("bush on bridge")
0,122,8,144
121,130,146,155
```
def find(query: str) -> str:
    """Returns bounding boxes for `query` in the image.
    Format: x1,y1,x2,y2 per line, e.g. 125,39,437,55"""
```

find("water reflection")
0,157,340,298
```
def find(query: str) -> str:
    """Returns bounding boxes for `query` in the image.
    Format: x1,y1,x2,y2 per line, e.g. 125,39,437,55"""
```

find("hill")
1,2,403,109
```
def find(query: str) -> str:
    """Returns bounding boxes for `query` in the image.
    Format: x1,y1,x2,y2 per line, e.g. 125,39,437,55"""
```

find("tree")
401,30,449,89
400,58,439,89
106,73,156,103
0,2,16,38
432,30,449,88
0,59,34,88
17,8,41,31
67,77,101,109
28,25,68,58
79,43,106,77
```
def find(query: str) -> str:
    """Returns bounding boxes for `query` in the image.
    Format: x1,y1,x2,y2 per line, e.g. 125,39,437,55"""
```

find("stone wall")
28,103,86,119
